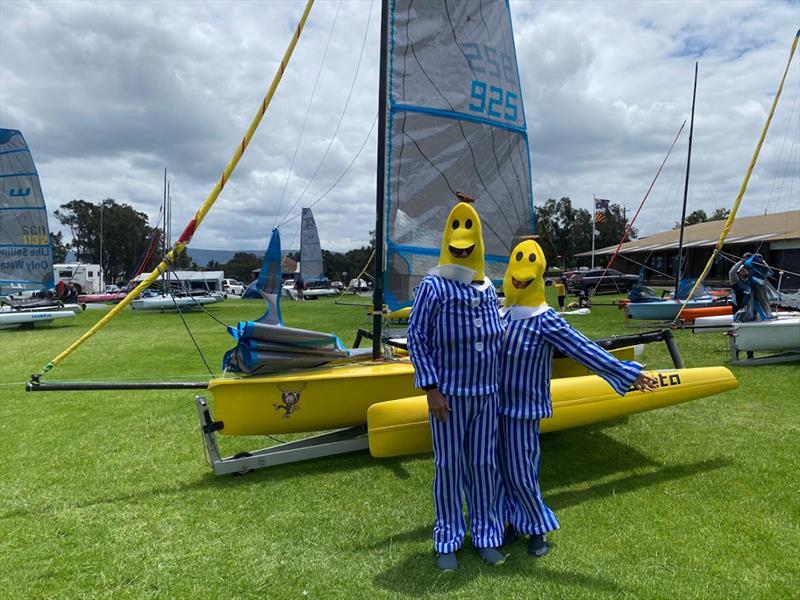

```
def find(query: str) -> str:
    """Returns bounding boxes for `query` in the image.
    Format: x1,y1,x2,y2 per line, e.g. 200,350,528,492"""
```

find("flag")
595,212,606,224
594,198,610,211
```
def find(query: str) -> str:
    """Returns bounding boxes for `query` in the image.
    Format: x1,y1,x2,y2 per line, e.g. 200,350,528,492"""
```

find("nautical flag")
594,197,609,224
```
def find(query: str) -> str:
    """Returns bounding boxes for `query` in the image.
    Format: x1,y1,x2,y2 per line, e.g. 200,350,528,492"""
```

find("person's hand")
427,388,451,422
633,372,658,392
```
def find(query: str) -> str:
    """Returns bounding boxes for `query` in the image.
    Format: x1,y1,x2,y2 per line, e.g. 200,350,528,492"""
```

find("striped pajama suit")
407,274,505,553
498,307,642,535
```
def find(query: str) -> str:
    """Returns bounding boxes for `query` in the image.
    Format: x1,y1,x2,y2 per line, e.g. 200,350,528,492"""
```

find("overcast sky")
1,0,798,254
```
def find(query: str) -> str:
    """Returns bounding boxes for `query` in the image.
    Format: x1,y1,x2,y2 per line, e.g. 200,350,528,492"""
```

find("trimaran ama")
29,0,740,475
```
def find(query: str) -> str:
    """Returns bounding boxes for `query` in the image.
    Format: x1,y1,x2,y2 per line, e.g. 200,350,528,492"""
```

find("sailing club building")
577,210,800,291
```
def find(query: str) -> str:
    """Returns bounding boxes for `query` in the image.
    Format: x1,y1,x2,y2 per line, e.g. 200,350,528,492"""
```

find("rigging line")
279,0,374,225
272,0,343,230
34,0,315,380
588,120,687,291
674,29,800,323
719,249,800,278
619,254,677,280
765,79,799,215
278,112,378,228
160,267,215,376
165,268,230,328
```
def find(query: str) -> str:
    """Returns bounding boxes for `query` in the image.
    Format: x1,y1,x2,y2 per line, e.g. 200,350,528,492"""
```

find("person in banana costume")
406,193,506,571
498,238,657,557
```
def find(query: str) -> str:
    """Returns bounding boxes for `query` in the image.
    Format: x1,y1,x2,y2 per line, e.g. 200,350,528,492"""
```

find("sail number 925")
468,80,518,122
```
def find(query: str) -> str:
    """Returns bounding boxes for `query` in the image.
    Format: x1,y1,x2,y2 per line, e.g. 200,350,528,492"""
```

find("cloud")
1,0,797,253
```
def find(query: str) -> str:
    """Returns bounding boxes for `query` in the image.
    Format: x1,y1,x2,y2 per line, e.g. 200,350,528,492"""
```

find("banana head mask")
438,194,485,282
503,238,547,307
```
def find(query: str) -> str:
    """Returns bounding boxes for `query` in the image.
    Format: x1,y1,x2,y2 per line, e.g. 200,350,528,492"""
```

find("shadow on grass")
0,449,379,521
373,550,622,596
361,456,730,551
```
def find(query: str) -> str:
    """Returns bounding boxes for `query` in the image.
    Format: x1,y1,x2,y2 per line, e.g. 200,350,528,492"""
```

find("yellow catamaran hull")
209,347,637,436
367,367,738,458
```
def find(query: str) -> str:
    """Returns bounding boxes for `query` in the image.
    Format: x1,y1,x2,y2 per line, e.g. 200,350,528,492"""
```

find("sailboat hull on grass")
367,367,738,458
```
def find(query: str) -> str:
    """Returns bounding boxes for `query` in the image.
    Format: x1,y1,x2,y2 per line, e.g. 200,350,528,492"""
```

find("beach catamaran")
29,1,740,474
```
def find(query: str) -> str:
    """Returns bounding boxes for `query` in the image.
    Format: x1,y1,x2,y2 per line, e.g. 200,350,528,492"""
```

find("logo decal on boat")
274,383,306,418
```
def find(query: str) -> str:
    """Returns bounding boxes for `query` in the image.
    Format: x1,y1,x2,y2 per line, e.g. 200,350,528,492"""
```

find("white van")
53,263,104,294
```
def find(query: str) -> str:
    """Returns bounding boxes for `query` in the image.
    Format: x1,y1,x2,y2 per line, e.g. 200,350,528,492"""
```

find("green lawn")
1,291,798,599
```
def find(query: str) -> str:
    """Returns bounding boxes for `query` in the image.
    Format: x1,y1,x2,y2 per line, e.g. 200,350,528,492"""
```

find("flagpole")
591,195,596,269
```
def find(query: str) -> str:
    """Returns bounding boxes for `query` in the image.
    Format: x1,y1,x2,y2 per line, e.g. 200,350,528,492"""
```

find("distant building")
252,256,298,283
576,210,800,290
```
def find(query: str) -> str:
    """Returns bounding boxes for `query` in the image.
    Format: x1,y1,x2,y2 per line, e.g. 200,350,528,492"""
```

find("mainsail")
382,0,534,309
300,207,325,282
0,129,54,295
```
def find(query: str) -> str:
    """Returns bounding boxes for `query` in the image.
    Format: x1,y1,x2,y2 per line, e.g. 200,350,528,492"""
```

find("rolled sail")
0,129,54,294
383,0,534,309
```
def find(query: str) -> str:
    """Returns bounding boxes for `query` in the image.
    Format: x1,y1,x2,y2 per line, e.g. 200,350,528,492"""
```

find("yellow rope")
35,0,315,379
674,29,799,322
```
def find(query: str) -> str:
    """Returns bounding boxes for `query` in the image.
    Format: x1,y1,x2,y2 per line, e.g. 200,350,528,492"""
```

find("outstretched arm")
540,311,649,396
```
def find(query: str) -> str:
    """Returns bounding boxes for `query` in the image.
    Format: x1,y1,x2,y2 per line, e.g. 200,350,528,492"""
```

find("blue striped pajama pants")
429,393,504,553
498,416,560,535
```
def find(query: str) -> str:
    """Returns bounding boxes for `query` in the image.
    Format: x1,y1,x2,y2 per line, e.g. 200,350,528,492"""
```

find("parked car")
221,278,245,295
331,281,344,290
104,284,121,293
566,269,639,295
348,278,371,292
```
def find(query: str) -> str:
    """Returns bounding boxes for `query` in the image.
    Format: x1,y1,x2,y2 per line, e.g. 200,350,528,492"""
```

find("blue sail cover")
224,226,350,375
300,207,325,282
243,227,284,324
383,0,534,309
0,129,54,295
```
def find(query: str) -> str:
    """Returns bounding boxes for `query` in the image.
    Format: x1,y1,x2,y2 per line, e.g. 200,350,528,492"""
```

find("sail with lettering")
382,0,534,309
300,207,325,282
0,129,54,295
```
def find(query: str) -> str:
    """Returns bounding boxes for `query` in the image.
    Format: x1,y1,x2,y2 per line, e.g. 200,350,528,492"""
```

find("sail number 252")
468,80,518,122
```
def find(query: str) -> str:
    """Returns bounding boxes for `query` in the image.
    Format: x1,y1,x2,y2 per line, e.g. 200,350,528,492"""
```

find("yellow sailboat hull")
367,367,738,458
208,347,636,436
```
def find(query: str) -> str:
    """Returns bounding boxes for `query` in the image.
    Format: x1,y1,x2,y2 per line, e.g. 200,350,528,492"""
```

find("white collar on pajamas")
499,304,551,321
429,265,492,291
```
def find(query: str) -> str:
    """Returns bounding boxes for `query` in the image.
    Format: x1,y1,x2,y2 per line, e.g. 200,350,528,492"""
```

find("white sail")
383,0,534,309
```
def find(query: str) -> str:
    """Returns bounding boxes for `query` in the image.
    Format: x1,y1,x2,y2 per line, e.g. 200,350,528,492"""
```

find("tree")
674,209,708,228
49,231,69,263
222,252,261,282
673,208,729,229
709,207,730,221
54,198,156,284
533,197,635,267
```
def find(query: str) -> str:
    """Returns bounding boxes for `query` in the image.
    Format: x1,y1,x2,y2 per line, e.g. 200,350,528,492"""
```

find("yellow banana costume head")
438,193,485,281
503,237,547,307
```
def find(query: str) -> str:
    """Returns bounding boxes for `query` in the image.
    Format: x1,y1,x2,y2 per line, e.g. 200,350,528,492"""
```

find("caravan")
53,263,104,294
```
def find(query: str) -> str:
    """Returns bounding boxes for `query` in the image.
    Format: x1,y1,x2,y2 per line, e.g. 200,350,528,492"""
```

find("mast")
591,195,596,269
676,61,698,298
372,0,389,360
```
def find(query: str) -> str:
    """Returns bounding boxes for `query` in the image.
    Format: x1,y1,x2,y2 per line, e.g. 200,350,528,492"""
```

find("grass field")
1,291,798,599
